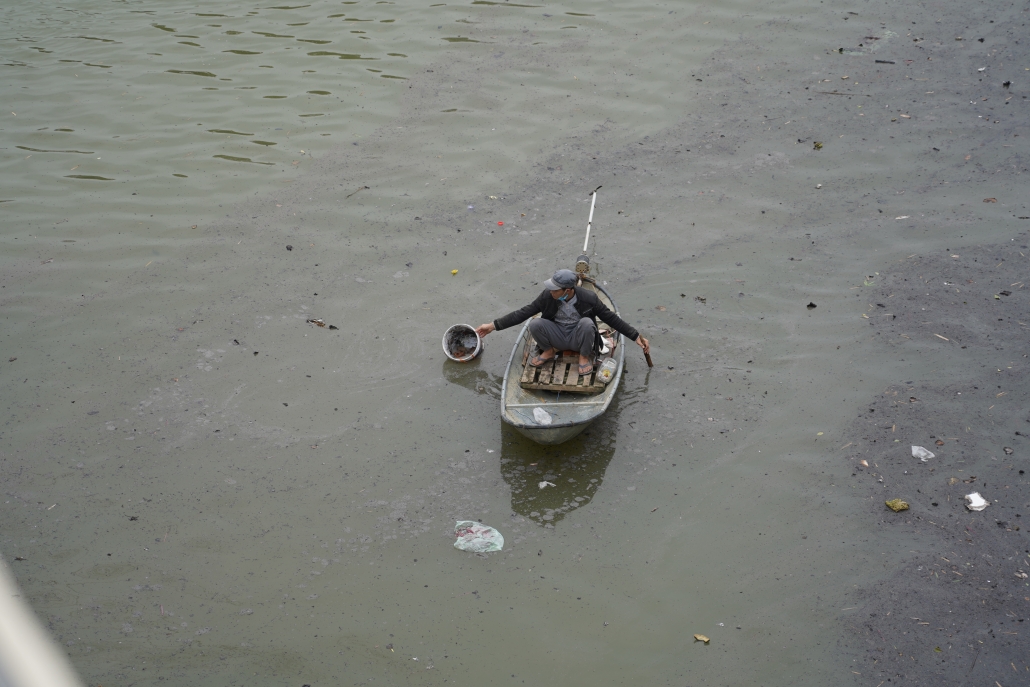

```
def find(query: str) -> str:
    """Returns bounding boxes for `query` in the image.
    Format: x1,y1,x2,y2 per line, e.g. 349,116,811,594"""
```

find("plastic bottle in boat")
596,357,617,384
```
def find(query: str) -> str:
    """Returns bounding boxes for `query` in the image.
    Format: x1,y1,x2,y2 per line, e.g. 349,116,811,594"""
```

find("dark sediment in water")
838,241,1029,683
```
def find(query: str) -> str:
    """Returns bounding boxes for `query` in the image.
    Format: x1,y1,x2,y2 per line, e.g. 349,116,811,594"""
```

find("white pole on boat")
576,186,601,275
582,187,600,253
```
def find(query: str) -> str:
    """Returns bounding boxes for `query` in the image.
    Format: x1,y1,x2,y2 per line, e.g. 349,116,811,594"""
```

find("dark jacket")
493,286,639,341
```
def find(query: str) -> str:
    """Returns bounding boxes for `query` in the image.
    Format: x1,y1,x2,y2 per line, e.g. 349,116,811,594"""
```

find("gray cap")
542,269,578,290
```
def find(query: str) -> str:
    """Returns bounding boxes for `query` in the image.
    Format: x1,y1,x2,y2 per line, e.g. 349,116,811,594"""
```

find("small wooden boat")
499,276,625,445
499,188,626,445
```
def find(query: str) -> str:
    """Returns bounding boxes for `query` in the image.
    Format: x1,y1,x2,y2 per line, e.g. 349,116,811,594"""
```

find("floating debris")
911,445,935,462
965,492,989,511
454,521,504,553
885,498,909,512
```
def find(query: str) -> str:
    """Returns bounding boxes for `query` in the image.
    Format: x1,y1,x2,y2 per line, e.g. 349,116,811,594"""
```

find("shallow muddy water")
2,0,1028,684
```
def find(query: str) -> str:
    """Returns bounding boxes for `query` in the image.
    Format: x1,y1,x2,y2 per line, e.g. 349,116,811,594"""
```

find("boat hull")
508,418,594,446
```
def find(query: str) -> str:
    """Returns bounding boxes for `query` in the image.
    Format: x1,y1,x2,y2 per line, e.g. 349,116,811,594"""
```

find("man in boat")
474,269,650,375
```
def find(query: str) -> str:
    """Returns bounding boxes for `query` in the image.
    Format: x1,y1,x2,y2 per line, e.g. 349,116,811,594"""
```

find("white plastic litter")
538,481,556,489
453,521,504,553
533,407,552,425
911,445,935,462
964,492,989,511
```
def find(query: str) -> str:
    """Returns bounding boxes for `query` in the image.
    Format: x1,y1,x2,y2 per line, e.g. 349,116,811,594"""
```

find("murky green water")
3,0,1027,684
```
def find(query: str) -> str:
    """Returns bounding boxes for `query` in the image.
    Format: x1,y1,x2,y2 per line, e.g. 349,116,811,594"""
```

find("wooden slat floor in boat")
519,354,605,394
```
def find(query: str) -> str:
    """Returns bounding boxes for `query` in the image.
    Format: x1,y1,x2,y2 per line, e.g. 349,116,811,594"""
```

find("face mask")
558,290,570,302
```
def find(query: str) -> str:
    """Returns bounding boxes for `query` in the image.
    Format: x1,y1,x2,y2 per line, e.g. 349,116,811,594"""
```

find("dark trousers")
529,317,596,358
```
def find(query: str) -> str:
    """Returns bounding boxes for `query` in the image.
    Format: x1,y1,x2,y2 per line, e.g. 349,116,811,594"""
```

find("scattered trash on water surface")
286,244,293,251
983,197,997,203
538,481,556,489
1003,447,1014,455
693,634,710,644
451,269,458,275
306,318,339,331
859,459,869,467
454,521,504,553
813,141,823,150
964,492,989,511
911,445,935,462
807,302,817,309
533,407,553,425
885,498,909,512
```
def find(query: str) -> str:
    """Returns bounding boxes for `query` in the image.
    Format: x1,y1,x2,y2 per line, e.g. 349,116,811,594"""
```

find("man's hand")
635,335,650,355
474,323,496,338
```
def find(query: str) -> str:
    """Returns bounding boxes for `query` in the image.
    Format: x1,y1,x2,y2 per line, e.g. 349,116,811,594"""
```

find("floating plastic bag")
911,445,935,462
454,521,504,553
533,407,552,425
964,492,989,512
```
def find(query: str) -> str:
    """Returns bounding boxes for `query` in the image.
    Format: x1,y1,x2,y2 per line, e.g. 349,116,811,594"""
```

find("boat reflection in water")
440,357,502,399
499,404,619,527
441,355,619,527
